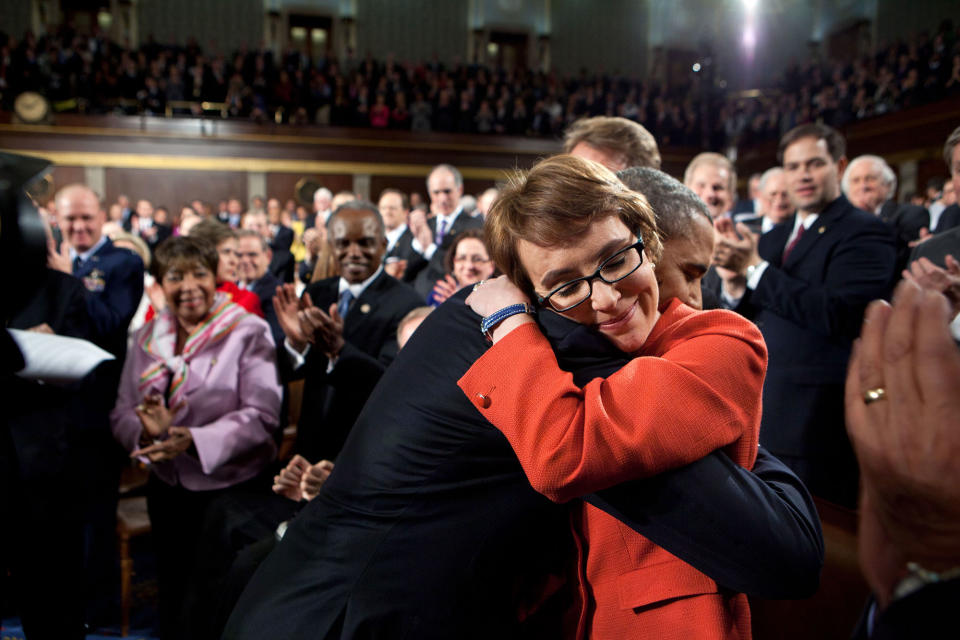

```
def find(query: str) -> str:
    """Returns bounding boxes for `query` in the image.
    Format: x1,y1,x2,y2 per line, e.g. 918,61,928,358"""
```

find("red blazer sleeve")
457,311,766,503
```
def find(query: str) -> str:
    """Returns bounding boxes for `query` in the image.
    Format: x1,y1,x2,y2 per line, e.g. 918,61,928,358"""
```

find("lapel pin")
818,226,826,234
360,303,371,314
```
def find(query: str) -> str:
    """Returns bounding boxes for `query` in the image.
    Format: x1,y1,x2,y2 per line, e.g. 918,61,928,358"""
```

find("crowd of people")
4,104,960,639
3,19,959,149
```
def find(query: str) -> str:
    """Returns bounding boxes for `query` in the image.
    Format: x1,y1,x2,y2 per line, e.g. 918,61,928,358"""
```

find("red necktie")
782,223,805,262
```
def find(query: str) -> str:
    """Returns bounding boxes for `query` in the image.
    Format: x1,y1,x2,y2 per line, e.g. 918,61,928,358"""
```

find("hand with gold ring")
845,280,960,608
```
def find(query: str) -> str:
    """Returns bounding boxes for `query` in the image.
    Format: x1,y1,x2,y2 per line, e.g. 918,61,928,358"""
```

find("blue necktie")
72,256,83,274
337,289,354,319
436,218,448,246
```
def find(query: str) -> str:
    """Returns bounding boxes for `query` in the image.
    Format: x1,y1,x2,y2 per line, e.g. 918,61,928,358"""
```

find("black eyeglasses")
536,240,645,312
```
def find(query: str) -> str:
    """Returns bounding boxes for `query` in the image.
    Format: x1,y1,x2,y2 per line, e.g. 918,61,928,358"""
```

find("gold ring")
473,280,486,292
863,387,887,405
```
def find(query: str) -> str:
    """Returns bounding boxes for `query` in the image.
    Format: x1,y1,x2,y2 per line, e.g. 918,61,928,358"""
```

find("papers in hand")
8,329,115,382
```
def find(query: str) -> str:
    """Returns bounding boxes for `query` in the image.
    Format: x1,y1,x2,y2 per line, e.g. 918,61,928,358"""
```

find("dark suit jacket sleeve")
84,252,144,343
586,446,823,598
742,219,896,339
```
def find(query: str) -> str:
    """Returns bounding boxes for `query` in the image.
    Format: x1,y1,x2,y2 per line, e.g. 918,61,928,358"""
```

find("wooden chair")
116,464,152,637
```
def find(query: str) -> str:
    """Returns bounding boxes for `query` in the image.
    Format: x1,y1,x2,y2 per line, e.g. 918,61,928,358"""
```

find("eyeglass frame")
535,239,646,312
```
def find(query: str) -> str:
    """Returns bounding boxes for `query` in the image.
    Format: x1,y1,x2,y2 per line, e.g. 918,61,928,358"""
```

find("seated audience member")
683,152,737,220
243,210,294,283
617,167,715,311
843,154,928,270
563,115,662,171
736,167,794,234
846,281,960,639
397,306,433,350
428,229,497,306
110,237,282,640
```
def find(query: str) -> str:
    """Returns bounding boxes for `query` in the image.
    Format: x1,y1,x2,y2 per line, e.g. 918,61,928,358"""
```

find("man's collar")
70,235,108,262
436,206,464,226
339,265,384,299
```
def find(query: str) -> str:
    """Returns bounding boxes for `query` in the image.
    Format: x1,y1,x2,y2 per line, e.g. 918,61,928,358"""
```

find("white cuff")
325,353,339,374
950,313,960,343
746,260,770,290
410,237,437,259
284,338,310,369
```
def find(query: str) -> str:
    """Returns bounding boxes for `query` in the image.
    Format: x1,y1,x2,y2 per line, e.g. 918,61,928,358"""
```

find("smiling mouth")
597,302,636,331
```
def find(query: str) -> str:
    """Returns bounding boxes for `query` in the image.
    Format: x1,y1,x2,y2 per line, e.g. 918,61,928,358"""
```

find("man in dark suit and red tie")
711,123,898,508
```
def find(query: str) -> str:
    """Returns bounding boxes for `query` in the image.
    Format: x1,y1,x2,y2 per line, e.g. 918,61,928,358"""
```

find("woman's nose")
590,280,620,312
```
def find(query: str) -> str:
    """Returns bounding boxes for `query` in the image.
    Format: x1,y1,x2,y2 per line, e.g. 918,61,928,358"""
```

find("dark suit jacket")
909,223,960,267
879,200,930,272
249,272,284,350
385,227,420,264
73,238,144,360
732,195,897,507
293,271,423,461
933,202,960,234
224,291,824,640
270,224,294,253
405,212,484,298
851,578,960,640
268,248,295,284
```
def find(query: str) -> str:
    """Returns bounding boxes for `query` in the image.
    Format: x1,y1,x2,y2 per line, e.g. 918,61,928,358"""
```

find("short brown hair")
189,218,236,248
152,236,218,280
442,228,498,275
563,116,661,170
778,123,846,164
485,154,662,300
378,188,410,210
944,125,960,173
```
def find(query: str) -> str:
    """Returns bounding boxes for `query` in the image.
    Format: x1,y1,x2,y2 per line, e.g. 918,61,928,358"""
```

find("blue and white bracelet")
480,303,535,340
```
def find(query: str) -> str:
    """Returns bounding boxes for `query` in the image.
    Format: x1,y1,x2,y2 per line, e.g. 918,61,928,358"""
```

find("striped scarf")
137,292,247,409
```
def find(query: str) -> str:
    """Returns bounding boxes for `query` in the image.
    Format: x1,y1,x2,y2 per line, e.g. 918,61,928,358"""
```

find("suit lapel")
781,196,849,269
343,272,388,334
759,217,793,266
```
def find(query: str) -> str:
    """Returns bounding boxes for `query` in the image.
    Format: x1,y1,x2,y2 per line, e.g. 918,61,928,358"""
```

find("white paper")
9,329,115,382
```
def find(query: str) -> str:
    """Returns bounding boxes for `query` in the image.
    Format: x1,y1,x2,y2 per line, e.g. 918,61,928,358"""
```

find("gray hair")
427,163,463,189
842,155,897,199
236,229,270,253
313,187,332,206
758,167,784,191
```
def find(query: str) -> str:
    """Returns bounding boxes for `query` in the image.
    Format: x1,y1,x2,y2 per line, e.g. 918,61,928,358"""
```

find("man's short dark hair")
378,188,410,211
327,200,385,238
563,116,661,170
777,123,846,164
617,167,710,241
236,229,270,253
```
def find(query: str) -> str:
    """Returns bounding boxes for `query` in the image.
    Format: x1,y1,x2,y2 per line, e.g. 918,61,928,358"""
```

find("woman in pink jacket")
111,236,282,640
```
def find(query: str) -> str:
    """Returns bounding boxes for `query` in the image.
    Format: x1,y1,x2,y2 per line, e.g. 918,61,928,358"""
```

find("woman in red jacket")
459,154,767,639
